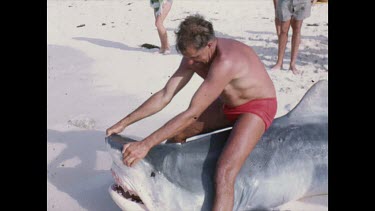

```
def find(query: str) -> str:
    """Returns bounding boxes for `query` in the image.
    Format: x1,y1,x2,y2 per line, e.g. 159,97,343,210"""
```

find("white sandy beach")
47,0,328,210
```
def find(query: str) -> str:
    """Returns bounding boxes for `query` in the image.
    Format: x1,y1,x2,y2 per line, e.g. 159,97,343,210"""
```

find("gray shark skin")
106,80,328,211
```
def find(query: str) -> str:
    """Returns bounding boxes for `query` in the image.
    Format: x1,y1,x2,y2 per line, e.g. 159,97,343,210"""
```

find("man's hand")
122,141,151,167
106,123,126,137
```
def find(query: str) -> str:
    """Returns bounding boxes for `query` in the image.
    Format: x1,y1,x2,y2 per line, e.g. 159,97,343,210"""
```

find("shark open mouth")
111,183,144,204
109,167,148,210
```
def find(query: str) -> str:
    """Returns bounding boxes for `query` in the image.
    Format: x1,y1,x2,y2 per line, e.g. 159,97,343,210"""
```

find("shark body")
106,80,328,210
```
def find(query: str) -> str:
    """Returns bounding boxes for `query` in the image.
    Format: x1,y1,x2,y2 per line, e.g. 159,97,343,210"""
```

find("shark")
105,80,328,211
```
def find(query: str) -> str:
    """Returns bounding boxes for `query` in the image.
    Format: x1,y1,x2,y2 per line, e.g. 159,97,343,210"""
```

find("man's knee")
167,122,207,143
166,130,189,143
280,26,289,35
166,134,187,143
290,20,303,32
291,25,302,34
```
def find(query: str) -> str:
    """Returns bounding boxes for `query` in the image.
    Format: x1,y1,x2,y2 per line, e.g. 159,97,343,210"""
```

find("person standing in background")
271,0,318,74
150,0,173,54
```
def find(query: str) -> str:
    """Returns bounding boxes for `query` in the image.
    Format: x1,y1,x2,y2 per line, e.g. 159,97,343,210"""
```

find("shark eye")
151,172,156,177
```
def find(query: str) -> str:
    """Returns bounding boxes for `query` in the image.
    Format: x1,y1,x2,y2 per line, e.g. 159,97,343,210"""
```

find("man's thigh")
170,99,233,142
195,98,233,134
216,113,265,174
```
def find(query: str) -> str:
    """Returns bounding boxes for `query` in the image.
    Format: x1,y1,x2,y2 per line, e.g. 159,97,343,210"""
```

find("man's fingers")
121,142,145,167
123,150,131,158
130,158,141,167
122,153,141,167
122,155,129,165
124,156,135,167
122,143,130,154
106,129,117,137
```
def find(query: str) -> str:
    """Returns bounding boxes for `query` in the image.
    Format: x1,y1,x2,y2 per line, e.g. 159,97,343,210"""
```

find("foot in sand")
159,48,171,55
289,65,300,75
271,63,283,71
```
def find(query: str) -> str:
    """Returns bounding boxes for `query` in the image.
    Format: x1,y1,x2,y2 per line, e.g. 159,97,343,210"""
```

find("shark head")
106,135,205,211
106,80,328,210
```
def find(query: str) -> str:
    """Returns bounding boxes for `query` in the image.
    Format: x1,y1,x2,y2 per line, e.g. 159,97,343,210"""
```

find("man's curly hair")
175,14,215,54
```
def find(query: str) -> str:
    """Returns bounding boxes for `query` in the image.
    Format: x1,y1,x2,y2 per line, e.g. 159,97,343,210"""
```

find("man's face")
182,44,209,64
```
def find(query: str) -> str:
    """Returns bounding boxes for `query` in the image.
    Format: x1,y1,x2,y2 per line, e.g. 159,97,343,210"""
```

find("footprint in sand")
68,116,96,129
279,87,292,94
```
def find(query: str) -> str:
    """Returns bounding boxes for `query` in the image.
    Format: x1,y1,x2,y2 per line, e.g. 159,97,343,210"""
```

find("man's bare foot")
271,64,283,71
159,48,171,55
289,65,300,75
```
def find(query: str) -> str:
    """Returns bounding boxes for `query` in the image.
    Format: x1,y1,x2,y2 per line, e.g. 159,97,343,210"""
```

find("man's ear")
207,41,213,48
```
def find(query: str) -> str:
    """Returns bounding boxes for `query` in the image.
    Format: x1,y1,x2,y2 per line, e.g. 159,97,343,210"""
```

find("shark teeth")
112,184,144,204
110,168,144,204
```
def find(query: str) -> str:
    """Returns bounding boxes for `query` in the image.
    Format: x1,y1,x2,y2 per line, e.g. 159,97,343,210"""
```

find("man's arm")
106,60,194,136
122,59,234,166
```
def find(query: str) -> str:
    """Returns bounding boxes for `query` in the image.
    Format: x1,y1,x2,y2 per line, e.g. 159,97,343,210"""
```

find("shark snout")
111,168,124,187
111,168,139,196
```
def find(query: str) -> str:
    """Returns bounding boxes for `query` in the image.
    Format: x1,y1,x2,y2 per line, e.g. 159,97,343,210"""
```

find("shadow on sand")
73,28,327,70
244,30,328,68
72,37,180,55
47,129,120,211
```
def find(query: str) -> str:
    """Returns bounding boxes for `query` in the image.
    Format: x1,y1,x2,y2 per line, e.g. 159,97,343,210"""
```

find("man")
271,0,318,74
106,14,277,211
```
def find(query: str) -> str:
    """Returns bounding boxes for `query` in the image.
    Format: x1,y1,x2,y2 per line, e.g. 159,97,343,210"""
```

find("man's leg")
289,18,304,74
155,1,172,54
212,113,265,211
275,18,281,37
273,0,281,37
167,99,233,143
271,19,291,71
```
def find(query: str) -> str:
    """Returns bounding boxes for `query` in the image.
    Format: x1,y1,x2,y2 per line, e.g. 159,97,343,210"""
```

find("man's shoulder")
216,45,243,64
212,54,237,73
217,37,239,46
218,38,250,54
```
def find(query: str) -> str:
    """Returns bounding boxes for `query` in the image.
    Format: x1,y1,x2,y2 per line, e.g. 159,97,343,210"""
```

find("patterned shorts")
277,0,312,21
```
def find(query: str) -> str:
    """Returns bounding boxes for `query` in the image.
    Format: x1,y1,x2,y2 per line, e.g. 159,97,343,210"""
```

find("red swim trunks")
223,97,277,131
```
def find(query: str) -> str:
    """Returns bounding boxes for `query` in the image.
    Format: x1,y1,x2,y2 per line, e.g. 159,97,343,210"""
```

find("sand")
47,0,328,210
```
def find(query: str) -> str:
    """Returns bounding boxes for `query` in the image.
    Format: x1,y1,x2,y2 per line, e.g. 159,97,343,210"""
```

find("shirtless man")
106,14,277,211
